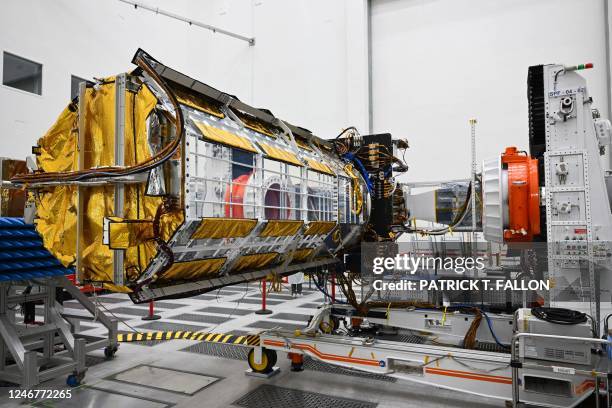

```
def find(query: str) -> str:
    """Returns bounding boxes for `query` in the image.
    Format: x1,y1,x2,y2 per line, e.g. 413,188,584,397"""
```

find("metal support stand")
330,272,336,303
0,276,118,388
141,300,161,321
255,278,273,315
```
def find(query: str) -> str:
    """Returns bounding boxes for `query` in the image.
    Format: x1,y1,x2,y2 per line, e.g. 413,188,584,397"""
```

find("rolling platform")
0,217,118,388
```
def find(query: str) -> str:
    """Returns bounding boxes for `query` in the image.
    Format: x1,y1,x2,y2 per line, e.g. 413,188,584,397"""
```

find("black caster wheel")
66,373,84,387
104,345,118,359
247,348,277,374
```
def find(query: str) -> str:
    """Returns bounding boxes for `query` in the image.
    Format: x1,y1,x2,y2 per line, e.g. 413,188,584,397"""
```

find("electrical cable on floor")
205,281,252,336
91,295,143,334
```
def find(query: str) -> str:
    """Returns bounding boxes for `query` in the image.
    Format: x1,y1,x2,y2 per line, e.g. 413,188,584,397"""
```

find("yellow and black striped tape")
117,331,260,346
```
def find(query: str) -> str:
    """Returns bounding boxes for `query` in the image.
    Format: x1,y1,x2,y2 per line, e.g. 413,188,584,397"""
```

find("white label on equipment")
548,87,586,98
552,366,575,375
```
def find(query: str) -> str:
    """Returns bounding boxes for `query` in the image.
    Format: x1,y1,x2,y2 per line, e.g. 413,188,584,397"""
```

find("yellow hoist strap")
117,331,260,346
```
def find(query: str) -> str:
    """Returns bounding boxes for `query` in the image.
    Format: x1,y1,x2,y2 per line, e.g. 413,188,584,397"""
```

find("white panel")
0,0,369,161
371,0,609,183
481,156,504,243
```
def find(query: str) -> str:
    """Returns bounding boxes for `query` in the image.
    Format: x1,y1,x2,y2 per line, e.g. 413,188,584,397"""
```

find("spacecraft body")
23,50,370,301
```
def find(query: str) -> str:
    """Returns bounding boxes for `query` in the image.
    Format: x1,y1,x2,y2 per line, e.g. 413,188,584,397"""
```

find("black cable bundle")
531,307,587,325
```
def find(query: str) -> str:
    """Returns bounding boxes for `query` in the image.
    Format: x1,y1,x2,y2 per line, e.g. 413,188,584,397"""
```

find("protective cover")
34,79,181,291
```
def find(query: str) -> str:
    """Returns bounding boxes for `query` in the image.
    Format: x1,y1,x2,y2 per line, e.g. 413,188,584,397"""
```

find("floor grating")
193,294,219,300
197,306,253,316
229,298,283,306
137,321,208,332
302,356,396,383
377,333,427,344
266,312,311,322
180,341,249,360
233,384,377,408
248,293,294,300
299,302,322,308
210,290,247,296
168,313,233,324
95,296,128,304
130,302,187,309
246,320,304,331
476,341,509,353
108,307,151,317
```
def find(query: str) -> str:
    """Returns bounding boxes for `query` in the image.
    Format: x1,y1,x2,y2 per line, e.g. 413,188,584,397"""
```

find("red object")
501,147,540,242
66,274,104,294
261,278,267,311
148,300,155,317
288,352,303,364
224,173,252,218
330,272,336,303
224,173,291,219
585,62,594,69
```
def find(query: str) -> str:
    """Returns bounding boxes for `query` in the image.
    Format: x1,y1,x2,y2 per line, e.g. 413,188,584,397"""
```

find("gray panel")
246,320,304,331
180,341,249,361
197,306,253,316
213,290,246,296
130,302,186,309
233,298,283,306
267,313,310,322
303,357,396,383
377,333,426,344
194,294,219,300
234,384,377,408
226,284,252,289
299,302,322,308
228,329,249,336
476,342,508,353
137,321,208,332
109,307,151,317
96,296,129,304
77,324,99,332
63,301,86,309
112,365,219,395
248,293,294,300
168,313,233,324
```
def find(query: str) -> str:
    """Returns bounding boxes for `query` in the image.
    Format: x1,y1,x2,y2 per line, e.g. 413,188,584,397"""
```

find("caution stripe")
117,331,258,346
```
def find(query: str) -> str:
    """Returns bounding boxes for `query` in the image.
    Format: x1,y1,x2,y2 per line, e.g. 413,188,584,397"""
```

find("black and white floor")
0,282,502,408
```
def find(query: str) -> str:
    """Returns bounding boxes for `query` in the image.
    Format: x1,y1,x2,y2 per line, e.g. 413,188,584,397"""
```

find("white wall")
0,0,369,160
371,0,611,183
